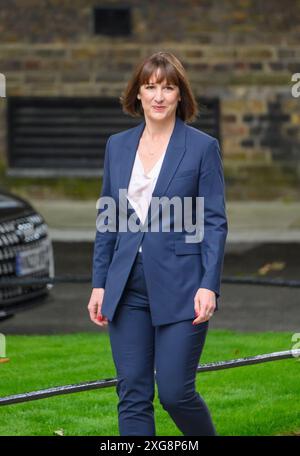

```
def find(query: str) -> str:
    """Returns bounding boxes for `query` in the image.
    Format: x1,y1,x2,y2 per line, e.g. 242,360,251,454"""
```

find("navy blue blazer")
92,116,228,326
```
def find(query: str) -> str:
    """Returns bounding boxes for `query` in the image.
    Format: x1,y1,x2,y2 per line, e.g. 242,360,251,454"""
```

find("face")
137,69,181,122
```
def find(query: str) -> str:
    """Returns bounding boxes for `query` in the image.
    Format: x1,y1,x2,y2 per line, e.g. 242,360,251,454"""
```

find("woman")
88,51,228,436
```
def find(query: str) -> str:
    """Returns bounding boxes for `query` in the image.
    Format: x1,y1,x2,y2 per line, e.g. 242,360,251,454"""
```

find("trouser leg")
155,319,217,436
107,255,155,436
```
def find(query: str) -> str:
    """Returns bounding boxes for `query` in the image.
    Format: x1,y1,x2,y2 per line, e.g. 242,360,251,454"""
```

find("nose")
154,87,164,102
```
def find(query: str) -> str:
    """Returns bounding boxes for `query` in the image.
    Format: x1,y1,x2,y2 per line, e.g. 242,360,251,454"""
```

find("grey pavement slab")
29,199,300,243
1,241,299,334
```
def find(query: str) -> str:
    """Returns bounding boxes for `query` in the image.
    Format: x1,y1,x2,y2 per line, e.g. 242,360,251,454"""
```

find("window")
93,5,132,37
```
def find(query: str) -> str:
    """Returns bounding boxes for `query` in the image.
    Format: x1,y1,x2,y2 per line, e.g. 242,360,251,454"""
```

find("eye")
165,86,174,90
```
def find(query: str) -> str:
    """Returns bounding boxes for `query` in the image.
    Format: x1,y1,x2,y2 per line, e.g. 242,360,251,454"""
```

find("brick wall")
0,0,300,199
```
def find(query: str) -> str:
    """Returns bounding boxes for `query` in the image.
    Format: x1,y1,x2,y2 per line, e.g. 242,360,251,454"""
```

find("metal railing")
1,349,299,406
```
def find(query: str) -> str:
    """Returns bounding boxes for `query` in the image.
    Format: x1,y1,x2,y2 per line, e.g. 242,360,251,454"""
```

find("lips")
153,106,166,110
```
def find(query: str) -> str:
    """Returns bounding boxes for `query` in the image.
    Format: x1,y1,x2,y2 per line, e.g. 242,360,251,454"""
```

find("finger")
192,316,208,325
97,319,108,327
96,308,104,320
205,308,214,318
91,317,105,326
194,305,200,317
88,307,103,325
193,316,208,325
88,305,98,316
194,297,201,316
97,313,108,326
193,307,208,324
94,314,108,326
91,308,98,317
198,305,208,320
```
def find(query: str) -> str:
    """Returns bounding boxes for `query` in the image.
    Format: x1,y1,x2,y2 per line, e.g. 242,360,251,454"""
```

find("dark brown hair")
120,51,199,123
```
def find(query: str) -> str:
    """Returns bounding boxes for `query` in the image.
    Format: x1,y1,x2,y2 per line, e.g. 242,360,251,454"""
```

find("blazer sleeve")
92,136,118,288
198,138,228,299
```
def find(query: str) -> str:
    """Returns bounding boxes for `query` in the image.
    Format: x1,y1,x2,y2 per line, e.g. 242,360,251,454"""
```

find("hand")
87,288,108,327
193,288,216,325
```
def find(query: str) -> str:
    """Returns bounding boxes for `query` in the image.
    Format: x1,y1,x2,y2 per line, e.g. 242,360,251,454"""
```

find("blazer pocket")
173,169,197,179
174,240,202,255
114,237,120,250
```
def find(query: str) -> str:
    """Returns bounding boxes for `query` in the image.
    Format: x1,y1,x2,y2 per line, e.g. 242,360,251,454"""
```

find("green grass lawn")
0,330,299,436
0,160,103,200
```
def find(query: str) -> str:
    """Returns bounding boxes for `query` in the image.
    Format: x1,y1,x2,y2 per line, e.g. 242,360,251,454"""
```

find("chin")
149,111,172,120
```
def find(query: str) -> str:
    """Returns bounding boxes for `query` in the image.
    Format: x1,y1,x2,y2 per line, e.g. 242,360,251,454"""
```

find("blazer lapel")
118,120,145,195
152,116,187,199
119,115,187,227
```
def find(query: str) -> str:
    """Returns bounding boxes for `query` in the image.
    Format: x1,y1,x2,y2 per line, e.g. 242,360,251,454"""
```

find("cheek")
169,94,180,103
142,95,153,103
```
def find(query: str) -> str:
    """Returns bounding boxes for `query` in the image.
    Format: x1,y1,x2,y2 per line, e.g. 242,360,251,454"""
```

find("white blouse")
127,150,166,252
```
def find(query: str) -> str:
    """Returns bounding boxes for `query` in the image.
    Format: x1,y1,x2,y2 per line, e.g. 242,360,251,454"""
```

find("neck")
143,115,176,141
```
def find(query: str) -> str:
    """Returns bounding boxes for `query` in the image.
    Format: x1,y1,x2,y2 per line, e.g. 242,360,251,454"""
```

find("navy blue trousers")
108,252,217,436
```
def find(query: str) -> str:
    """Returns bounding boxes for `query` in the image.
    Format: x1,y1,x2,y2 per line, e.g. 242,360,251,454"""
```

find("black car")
0,190,54,320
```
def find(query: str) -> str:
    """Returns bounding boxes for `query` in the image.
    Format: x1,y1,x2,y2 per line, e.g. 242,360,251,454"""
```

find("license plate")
15,239,51,276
